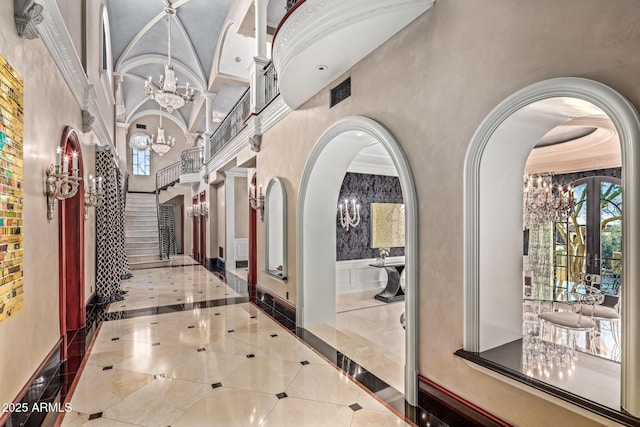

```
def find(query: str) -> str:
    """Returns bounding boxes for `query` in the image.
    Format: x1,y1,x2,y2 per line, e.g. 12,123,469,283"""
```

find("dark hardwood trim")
454,349,640,426
272,0,306,48
418,375,511,427
0,338,63,426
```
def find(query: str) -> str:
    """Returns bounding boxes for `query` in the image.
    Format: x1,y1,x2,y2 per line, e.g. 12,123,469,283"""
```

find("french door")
555,176,622,295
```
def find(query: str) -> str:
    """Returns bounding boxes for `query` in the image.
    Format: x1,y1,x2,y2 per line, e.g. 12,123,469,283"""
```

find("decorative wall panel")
336,172,404,261
95,151,130,302
0,54,24,323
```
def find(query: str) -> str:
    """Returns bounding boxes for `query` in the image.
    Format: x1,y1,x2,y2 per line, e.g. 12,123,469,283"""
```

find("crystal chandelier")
128,132,150,150
150,106,175,156
523,174,576,228
144,7,194,113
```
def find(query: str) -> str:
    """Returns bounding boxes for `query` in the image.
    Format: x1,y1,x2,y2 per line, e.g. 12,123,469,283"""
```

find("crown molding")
21,0,116,154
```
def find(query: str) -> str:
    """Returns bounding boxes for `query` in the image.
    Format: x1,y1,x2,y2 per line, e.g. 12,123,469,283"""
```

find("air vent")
330,77,351,107
135,124,147,129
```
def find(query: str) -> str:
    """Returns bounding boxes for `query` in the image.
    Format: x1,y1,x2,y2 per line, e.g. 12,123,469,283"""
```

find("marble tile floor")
59,302,411,427
309,292,406,393
108,263,243,313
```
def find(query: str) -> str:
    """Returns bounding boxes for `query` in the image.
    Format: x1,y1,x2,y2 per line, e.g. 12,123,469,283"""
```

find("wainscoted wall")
336,172,404,261
336,256,404,294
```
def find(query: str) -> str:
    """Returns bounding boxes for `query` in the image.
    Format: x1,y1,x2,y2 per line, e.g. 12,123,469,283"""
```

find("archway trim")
463,77,640,415
296,115,420,405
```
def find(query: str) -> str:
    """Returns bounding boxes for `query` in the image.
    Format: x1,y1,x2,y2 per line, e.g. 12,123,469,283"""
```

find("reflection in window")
132,148,150,176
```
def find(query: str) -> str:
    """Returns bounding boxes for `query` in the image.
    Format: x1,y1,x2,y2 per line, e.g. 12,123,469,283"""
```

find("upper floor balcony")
273,0,434,109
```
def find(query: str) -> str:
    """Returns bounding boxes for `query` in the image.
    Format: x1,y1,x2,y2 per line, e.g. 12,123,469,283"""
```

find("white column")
255,0,267,59
115,122,129,172
249,0,269,113
204,93,215,159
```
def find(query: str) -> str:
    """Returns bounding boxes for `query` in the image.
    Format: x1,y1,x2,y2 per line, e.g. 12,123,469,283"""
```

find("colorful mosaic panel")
0,54,24,323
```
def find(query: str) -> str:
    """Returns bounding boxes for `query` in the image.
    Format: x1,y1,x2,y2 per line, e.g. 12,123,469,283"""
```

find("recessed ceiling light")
234,57,241,63
316,65,328,71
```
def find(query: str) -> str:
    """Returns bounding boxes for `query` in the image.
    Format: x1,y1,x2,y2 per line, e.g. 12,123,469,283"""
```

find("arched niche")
463,77,640,416
265,177,287,282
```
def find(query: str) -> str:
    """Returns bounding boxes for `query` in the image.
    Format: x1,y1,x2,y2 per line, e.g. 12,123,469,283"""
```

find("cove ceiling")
108,0,268,135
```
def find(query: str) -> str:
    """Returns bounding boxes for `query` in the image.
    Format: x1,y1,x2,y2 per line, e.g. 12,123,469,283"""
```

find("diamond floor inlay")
58,263,411,426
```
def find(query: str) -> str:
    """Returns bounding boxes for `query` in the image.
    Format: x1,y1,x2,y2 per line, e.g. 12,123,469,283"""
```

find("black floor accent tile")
152,342,161,346
276,392,287,399
246,354,255,358
111,337,120,341
214,312,221,316
197,348,206,352
212,382,222,389
88,412,103,420
102,365,113,371
154,373,165,379
250,315,256,319
151,322,158,325
227,329,234,333
270,334,278,337
300,360,309,366
349,403,362,411
187,325,195,329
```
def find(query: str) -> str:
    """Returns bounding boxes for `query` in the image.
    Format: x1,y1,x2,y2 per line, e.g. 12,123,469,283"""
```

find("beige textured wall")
253,0,640,424
0,1,96,406
234,176,249,238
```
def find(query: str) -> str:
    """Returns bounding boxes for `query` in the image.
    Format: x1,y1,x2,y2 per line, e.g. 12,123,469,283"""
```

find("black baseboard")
255,286,296,332
205,258,225,272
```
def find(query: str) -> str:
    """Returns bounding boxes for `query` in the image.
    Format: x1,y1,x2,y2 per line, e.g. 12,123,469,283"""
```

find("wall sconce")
249,185,265,222
198,202,209,217
338,197,360,230
84,175,104,220
186,206,194,217
45,148,82,222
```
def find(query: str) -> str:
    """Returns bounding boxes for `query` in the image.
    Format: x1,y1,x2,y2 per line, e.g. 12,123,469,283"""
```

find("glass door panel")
600,181,622,295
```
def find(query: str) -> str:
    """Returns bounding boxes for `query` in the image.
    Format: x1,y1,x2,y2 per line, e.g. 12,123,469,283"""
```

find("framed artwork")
0,53,24,323
370,203,405,248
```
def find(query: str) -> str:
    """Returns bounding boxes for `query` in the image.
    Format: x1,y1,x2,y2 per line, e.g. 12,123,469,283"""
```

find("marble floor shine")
59,265,409,427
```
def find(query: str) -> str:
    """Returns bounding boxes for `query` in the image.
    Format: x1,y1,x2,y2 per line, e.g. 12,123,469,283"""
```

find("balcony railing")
156,162,181,191
286,0,300,11
180,148,203,175
207,87,251,161
264,61,280,107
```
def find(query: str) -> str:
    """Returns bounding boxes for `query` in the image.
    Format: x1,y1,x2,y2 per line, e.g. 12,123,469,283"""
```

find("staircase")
125,193,171,270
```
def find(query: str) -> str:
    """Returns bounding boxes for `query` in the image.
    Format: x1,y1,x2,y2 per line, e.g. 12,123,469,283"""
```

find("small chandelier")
338,198,360,230
523,174,576,228
128,132,150,150
150,106,175,156
144,7,194,113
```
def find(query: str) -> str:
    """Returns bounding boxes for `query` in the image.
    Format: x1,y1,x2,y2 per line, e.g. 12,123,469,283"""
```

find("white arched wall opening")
463,77,640,416
297,116,419,405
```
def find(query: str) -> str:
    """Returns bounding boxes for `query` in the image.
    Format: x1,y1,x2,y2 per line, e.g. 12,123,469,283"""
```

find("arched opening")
463,78,640,418
58,127,86,356
297,116,419,405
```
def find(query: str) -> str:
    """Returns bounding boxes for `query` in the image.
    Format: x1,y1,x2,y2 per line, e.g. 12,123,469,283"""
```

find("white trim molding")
296,115,419,405
463,77,640,417
29,0,116,152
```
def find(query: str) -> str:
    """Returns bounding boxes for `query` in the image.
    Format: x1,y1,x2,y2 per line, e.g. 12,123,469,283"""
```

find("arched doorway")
463,77,640,417
297,116,419,405
58,127,86,356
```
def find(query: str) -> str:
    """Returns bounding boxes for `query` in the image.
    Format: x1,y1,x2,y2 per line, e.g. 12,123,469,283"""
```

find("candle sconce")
249,185,265,222
45,149,82,222
198,202,209,217
186,206,194,218
338,197,361,230
84,175,104,220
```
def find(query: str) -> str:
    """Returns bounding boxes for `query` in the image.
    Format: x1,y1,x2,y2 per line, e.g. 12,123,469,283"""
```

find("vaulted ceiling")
107,0,285,139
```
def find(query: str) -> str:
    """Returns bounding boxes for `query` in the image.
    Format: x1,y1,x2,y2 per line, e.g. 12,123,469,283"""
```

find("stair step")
129,259,172,270
128,254,162,263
